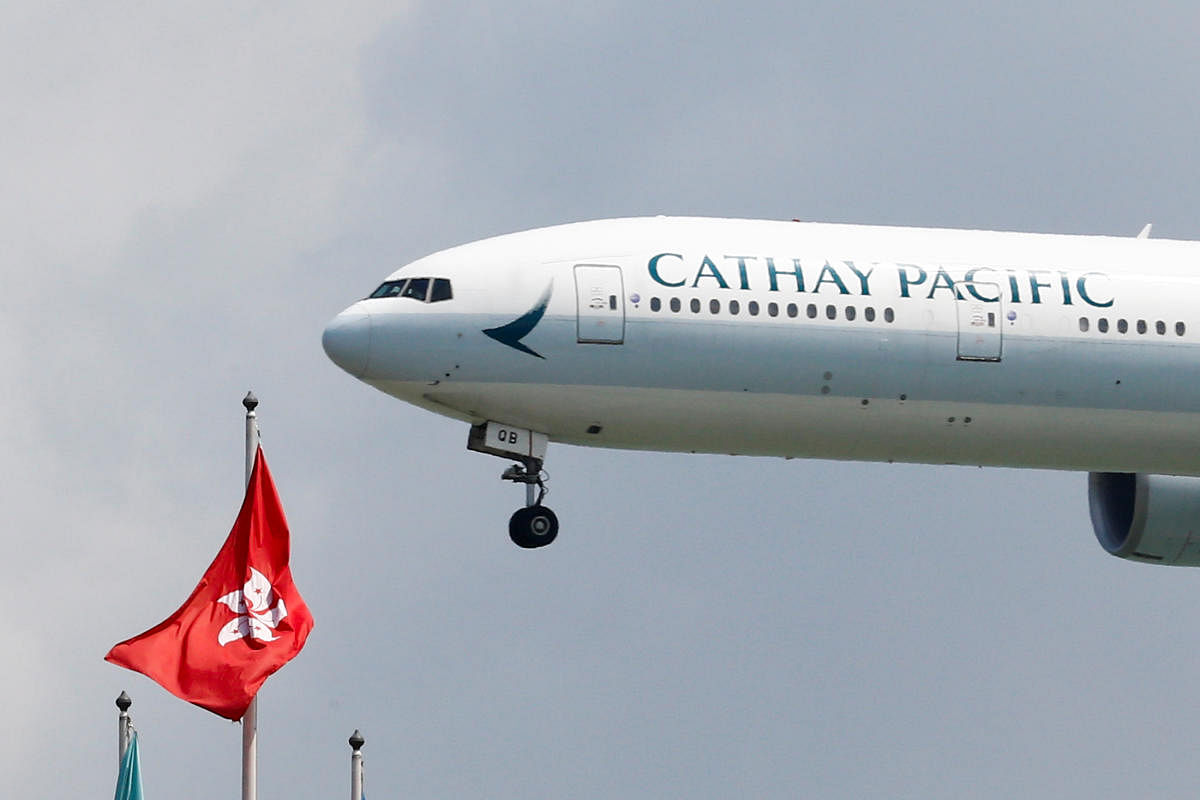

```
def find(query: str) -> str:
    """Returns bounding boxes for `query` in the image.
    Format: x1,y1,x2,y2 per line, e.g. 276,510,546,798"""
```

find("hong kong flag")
106,447,314,720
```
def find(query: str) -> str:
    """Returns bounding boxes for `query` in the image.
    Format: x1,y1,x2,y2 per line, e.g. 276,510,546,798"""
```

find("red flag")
106,447,314,720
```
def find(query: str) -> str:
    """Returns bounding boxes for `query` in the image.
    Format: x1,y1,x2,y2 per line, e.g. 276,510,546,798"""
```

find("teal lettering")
1027,270,1053,304
845,261,874,295
1059,271,1073,305
1077,272,1113,308
692,255,730,289
927,268,959,299
1007,271,1022,304
648,253,685,287
814,263,850,295
765,257,805,292
898,264,927,298
962,268,1000,302
725,255,755,290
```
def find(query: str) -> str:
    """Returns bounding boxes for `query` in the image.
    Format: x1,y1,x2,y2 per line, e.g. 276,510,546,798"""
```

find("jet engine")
1089,473,1200,565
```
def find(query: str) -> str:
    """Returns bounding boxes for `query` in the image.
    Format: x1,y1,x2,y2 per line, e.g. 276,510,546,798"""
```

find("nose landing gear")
467,422,560,548
502,459,558,548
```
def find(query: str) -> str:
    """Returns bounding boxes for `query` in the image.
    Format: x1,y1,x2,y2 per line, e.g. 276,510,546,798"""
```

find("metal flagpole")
242,392,260,800
116,691,132,762
349,730,365,800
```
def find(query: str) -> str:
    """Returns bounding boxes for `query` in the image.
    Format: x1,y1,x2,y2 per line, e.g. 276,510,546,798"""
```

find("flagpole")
242,391,259,800
349,730,365,800
116,691,132,762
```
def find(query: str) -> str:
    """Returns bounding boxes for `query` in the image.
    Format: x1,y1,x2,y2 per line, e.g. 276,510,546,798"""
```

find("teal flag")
114,731,144,800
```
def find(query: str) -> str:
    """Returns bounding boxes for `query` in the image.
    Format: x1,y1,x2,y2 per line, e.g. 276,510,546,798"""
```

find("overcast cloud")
6,2,1200,797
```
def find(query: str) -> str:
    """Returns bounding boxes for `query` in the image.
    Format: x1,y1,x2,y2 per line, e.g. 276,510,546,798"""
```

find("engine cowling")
1089,473,1200,566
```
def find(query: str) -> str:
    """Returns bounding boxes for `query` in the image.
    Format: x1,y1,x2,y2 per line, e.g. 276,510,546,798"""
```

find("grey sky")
6,2,1200,797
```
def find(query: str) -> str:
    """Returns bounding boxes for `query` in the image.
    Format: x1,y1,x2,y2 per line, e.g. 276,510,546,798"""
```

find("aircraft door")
956,282,1002,361
574,265,625,344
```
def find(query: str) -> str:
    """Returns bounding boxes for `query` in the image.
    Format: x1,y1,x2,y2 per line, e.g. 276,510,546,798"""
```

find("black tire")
509,505,559,548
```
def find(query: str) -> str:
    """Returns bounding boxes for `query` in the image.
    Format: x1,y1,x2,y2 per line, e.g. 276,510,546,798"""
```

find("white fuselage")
323,217,1200,476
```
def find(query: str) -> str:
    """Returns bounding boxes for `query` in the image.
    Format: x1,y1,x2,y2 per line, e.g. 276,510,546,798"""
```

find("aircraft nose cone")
322,310,371,377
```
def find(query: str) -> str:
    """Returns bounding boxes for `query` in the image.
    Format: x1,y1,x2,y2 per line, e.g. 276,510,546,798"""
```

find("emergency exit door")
956,283,1003,361
574,265,625,344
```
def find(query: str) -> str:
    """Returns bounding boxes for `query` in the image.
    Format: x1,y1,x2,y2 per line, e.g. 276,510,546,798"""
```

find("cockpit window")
369,280,407,298
367,277,454,303
402,277,430,301
430,278,453,302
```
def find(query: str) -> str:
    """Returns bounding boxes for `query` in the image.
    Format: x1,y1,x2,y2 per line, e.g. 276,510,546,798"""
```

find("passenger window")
807,304,817,319
787,303,798,318
401,278,430,301
865,307,876,322
670,297,681,313
709,299,720,314
729,300,740,315
884,308,895,323
1156,320,1166,335
429,278,453,302
1098,318,1109,333
1136,320,1146,334
1079,317,1089,332
748,301,760,316
825,304,836,320
1117,319,1128,334
768,302,779,317
1177,321,1186,336
650,297,661,312
690,298,701,313
845,306,856,321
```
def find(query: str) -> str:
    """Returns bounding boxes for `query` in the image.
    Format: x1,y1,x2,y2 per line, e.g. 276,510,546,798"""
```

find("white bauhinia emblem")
216,567,288,646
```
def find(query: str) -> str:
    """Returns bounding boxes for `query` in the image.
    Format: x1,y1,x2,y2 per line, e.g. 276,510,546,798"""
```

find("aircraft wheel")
509,505,559,548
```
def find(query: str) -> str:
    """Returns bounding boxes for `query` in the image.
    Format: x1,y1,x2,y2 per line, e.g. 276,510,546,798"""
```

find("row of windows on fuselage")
368,277,454,303
1079,316,1186,337
647,296,896,324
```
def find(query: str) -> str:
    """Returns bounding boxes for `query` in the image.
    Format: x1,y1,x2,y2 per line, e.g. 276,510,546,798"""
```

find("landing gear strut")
502,458,558,548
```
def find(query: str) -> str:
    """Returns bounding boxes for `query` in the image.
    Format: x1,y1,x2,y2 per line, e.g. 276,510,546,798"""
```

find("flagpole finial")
116,691,134,763
243,392,259,413
349,730,365,751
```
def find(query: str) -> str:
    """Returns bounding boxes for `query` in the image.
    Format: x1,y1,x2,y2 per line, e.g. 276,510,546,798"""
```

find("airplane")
322,216,1200,560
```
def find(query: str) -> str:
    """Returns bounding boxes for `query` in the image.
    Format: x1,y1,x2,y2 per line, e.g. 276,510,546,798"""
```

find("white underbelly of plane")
368,379,1200,475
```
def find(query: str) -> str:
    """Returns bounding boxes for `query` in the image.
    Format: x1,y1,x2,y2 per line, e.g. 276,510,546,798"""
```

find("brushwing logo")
482,283,553,359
